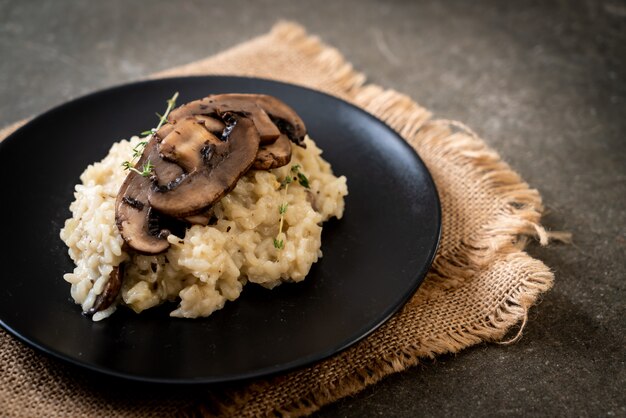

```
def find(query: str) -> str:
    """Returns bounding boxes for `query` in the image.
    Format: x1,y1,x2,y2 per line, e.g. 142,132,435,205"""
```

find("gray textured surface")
1,0,624,416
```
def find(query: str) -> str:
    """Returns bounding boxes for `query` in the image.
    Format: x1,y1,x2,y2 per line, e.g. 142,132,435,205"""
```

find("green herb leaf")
137,91,179,140
143,160,154,173
122,159,154,177
128,92,179,173
274,165,309,250
287,164,310,189
280,175,293,188
140,160,154,177
297,172,310,189
132,141,149,158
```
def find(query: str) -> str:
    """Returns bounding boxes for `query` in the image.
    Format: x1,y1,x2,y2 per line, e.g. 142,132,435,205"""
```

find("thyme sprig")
293,164,310,189
122,92,179,177
122,160,154,177
274,165,311,250
132,140,149,159
139,92,179,137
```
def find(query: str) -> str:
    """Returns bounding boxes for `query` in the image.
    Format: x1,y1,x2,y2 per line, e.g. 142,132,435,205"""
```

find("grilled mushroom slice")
170,95,278,143
253,134,292,170
249,94,307,147
194,115,226,134
115,139,181,254
184,208,214,226
154,116,223,147
158,117,220,173
149,115,261,217
86,264,123,315
155,122,175,139
169,94,306,146
115,94,307,254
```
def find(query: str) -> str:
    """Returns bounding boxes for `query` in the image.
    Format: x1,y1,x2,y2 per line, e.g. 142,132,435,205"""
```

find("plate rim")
0,75,441,384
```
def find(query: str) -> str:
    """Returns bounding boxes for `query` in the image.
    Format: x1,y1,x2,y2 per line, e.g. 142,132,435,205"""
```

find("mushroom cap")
194,115,226,134
148,115,261,217
159,117,221,174
169,95,279,144
253,134,292,170
246,94,307,146
115,139,175,254
169,94,306,146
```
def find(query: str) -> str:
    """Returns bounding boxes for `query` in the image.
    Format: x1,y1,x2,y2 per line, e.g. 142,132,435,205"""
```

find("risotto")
60,135,347,320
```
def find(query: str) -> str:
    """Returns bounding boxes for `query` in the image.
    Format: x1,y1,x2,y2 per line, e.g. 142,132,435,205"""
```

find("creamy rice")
60,136,347,320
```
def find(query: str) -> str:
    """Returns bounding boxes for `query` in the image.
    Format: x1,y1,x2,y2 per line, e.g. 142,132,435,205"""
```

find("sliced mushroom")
253,134,292,170
86,264,123,315
116,94,307,255
115,139,179,254
149,115,261,217
159,117,222,174
168,94,306,146
184,208,214,226
155,123,175,140
155,117,223,143
194,115,226,134
170,95,279,144
247,94,307,146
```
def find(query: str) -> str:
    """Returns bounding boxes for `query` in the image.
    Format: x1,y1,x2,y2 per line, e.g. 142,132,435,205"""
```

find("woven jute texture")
0,22,556,417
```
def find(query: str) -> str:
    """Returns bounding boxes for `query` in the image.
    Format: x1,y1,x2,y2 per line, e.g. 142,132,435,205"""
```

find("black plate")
0,76,440,384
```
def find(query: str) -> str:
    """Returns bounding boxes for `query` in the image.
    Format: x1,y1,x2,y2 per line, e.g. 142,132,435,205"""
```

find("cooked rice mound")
60,136,347,321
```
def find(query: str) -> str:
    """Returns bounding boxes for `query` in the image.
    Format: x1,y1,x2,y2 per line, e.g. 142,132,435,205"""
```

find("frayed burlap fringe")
0,21,562,418
190,22,557,418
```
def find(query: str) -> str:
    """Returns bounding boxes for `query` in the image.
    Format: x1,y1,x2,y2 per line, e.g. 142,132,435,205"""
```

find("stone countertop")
1,0,624,416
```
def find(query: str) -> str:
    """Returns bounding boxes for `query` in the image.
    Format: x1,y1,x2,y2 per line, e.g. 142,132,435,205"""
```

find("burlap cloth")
0,22,561,417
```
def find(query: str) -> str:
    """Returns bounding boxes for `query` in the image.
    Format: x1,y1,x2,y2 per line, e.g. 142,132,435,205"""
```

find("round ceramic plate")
0,76,440,384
